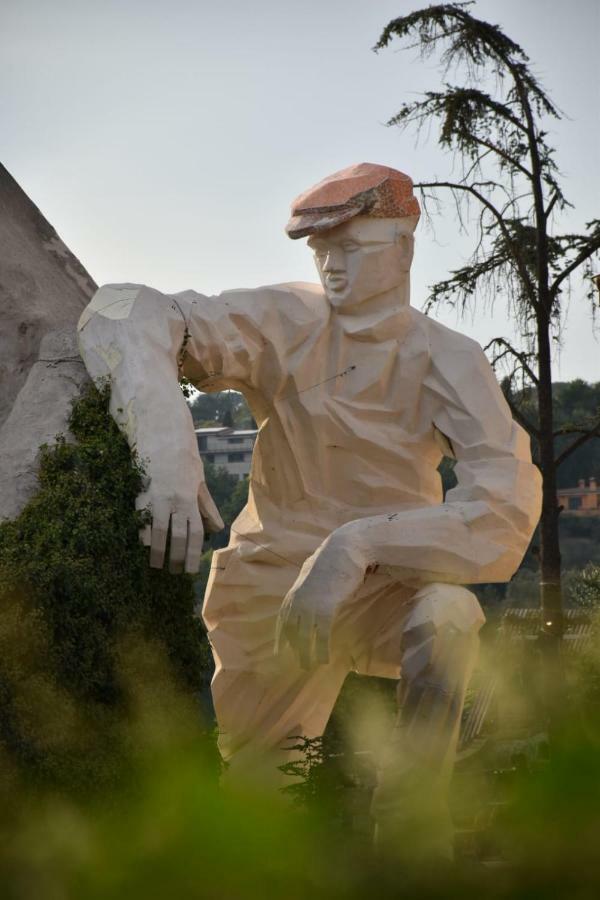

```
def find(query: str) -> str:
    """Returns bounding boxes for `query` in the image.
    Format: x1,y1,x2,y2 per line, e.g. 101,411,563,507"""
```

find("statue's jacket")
78,281,542,674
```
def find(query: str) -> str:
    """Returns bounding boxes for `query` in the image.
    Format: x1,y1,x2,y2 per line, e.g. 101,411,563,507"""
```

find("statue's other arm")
347,332,542,584
77,283,260,573
277,330,542,665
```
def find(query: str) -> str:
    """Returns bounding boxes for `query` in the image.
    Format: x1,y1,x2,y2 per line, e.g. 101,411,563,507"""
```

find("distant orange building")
557,477,600,515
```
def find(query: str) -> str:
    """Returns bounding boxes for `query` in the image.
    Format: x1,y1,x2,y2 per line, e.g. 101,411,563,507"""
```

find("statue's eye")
342,241,359,252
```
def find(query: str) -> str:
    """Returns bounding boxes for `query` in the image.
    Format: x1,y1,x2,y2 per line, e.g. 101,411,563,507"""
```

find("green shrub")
566,563,600,610
0,382,213,790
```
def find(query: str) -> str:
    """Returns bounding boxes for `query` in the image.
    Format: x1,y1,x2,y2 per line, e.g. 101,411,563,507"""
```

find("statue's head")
286,163,420,309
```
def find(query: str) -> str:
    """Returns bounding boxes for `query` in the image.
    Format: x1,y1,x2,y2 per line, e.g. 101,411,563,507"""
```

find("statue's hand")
136,457,224,574
275,534,367,669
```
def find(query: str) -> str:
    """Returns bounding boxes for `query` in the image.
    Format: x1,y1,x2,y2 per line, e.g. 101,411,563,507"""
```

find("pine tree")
375,3,600,681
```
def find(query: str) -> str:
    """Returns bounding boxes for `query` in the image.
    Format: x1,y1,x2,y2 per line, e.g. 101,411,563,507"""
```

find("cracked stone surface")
0,163,96,520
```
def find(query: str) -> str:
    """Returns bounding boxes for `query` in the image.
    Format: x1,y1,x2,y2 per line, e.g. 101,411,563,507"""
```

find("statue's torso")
224,292,445,548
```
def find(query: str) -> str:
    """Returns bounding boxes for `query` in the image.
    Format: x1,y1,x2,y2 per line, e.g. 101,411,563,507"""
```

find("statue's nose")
322,247,345,272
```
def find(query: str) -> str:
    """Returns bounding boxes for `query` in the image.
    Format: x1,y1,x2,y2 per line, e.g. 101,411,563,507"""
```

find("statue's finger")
169,513,188,573
198,483,224,532
185,516,204,574
135,493,152,546
273,614,285,656
149,503,170,568
315,618,331,666
297,616,313,670
139,523,152,547
282,611,299,647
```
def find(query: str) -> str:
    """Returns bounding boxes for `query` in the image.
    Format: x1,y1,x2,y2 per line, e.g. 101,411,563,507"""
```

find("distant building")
195,426,257,480
557,477,600,515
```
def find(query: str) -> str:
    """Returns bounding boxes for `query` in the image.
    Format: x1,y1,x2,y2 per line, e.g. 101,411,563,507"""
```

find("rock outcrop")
0,163,96,520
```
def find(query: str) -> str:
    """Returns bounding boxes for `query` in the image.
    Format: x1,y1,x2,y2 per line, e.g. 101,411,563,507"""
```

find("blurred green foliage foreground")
1,385,600,898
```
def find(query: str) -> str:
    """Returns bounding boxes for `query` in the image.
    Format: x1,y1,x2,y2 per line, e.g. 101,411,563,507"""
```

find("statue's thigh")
202,544,300,673
203,544,350,762
333,573,416,679
336,578,485,682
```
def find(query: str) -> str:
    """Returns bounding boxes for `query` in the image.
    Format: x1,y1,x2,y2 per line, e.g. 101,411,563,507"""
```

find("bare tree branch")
485,336,539,385
550,232,600,298
544,191,560,220
416,179,539,305
553,421,600,438
462,146,494,182
555,425,600,467
467,133,533,179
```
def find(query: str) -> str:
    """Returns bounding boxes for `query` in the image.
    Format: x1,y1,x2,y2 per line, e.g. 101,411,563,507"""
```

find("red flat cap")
286,162,420,239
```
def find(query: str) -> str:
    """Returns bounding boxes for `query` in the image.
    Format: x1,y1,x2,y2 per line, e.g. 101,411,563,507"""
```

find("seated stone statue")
77,163,541,856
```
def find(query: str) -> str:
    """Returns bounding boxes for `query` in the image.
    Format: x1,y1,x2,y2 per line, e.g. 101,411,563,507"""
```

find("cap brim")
285,205,362,240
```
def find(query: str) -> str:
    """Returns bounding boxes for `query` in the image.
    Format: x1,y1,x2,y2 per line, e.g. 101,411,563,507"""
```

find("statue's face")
307,216,416,309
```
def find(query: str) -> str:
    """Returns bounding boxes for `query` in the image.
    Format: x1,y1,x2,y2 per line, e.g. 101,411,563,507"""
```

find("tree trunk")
535,308,566,729
536,358,563,636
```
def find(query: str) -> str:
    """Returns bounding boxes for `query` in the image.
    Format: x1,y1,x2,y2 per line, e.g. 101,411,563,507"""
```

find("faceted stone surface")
0,163,95,520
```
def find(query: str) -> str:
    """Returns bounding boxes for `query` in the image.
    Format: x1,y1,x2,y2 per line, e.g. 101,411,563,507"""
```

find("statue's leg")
371,582,485,860
212,656,348,787
203,544,348,788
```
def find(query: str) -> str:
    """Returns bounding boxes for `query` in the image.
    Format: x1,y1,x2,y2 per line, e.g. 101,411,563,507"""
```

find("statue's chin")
326,288,356,309
327,291,381,314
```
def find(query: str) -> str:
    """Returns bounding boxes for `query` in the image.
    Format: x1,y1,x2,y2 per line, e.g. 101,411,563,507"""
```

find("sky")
2,0,599,381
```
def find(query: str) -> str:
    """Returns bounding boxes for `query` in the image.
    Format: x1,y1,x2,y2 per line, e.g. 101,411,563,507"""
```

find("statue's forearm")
77,284,221,570
329,503,512,586
324,458,539,584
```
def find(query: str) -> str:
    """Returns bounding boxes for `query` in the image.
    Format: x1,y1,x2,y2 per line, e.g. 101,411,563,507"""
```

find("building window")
568,496,582,510
228,437,244,444
204,453,215,464
197,436,207,450
228,452,245,462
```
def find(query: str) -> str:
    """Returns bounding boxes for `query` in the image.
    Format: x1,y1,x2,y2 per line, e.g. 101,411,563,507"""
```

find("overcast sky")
2,0,599,381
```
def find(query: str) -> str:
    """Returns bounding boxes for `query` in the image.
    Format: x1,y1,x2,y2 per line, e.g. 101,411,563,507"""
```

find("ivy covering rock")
0,382,212,790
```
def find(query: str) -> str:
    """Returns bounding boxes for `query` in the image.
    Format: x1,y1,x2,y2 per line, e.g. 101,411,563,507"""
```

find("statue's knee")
406,583,485,634
401,583,485,682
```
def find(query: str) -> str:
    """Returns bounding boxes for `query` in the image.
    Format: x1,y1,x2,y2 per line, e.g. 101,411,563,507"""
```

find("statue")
77,163,541,855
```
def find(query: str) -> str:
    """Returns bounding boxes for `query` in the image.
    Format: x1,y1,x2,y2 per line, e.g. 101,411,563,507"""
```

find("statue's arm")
318,337,541,582
422,336,542,583
276,334,542,666
77,283,234,573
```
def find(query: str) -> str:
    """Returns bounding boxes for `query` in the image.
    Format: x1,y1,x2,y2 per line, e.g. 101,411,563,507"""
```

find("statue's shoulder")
411,308,483,358
258,281,327,314
226,281,328,325
185,281,327,320
174,281,326,326
411,311,495,405
79,283,170,331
